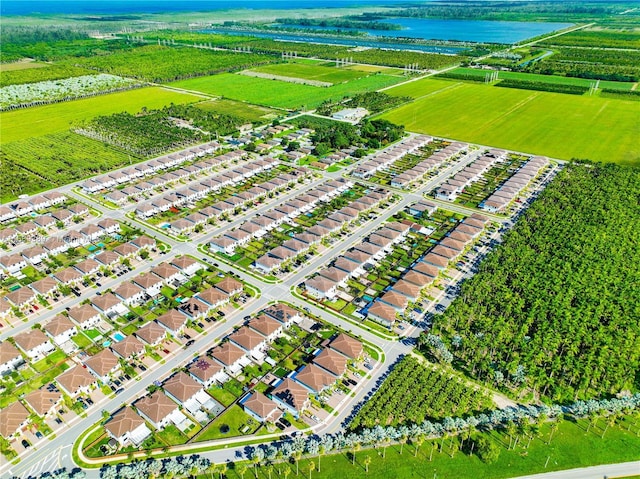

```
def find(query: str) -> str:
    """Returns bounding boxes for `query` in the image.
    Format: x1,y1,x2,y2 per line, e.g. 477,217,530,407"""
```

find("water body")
200,28,465,54
1,0,410,16
281,17,574,44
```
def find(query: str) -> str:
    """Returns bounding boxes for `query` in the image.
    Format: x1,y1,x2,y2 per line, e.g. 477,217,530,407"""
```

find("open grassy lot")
195,98,280,123
170,73,404,110
380,79,640,165
230,416,640,479
0,86,201,143
249,62,367,84
195,405,261,442
382,77,463,99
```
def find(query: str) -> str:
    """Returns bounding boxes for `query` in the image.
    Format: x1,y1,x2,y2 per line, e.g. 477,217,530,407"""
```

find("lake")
282,17,574,44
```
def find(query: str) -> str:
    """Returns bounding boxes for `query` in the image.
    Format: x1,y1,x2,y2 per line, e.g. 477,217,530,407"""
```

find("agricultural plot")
349,356,492,430
441,67,636,91
170,73,405,110
249,62,367,84
195,99,279,123
0,73,137,108
0,63,91,87
538,27,640,49
71,45,275,83
1,132,133,201
0,86,200,143
380,79,640,166
0,60,48,72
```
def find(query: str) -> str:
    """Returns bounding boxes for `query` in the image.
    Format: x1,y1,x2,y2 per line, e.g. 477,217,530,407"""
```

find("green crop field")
444,67,636,91
380,79,640,165
0,86,201,143
249,62,367,83
195,98,279,123
170,72,404,109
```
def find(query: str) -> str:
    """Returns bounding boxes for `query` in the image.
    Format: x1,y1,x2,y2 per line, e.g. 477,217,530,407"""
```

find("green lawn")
208,386,238,407
0,61,49,72
31,349,67,373
195,405,259,442
380,79,640,166
0,86,201,143
155,424,188,446
170,73,404,110
222,416,640,479
250,63,367,84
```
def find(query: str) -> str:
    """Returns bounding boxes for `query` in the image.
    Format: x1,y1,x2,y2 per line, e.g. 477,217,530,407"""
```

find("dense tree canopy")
432,162,640,402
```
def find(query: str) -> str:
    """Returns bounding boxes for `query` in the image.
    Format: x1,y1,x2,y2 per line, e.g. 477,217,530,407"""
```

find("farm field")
0,60,48,71
445,67,636,90
380,79,640,165
1,131,134,202
0,86,201,143
195,98,280,123
249,62,367,83
170,72,404,109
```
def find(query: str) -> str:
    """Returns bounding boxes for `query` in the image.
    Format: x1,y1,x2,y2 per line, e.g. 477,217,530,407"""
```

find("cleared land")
0,86,200,143
249,62,366,84
381,78,640,165
170,73,404,109
0,60,48,71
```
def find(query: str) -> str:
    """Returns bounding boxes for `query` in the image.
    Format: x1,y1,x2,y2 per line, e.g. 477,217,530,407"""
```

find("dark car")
22,439,31,448
185,339,195,348
183,334,192,340
139,364,147,372
280,417,291,427
115,388,124,395
217,311,226,317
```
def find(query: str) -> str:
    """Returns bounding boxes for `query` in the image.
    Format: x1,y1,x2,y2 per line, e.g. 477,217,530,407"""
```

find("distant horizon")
1,0,415,16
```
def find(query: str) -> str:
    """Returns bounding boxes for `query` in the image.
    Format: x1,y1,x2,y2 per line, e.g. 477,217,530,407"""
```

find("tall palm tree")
363,455,372,473
307,460,316,479
237,464,248,479
352,442,361,465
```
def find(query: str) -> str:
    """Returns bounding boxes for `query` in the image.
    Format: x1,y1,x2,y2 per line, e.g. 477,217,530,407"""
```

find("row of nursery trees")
64,393,640,479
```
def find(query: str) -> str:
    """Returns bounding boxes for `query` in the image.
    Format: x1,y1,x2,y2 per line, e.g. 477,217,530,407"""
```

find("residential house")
271,378,310,418
228,326,267,361
196,287,229,310
135,321,166,347
163,371,203,405
241,391,281,423
248,314,282,342
151,263,184,286
211,342,248,376
29,277,59,298
0,401,30,440
329,333,363,359
135,390,180,430
22,246,48,265
0,341,23,374
178,296,210,320
73,258,100,277
14,328,54,360
5,287,36,309
43,315,77,346
367,301,397,328
24,388,62,417
114,282,146,306
392,279,422,302
215,277,243,297
105,407,151,447
91,292,127,318
156,309,189,336
305,276,337,300
188,356,225,387
68,304,101,330
55,366,97,397
110,335,145,360
170,255,204,277
294,363,336,394
0,254,27,274
84,348,121,382
312,348,348,377
132,272,164,298
263,303,301,327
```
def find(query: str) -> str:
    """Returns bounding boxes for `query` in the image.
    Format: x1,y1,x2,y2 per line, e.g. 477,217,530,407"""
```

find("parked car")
21,439,31,448
185,340,195,348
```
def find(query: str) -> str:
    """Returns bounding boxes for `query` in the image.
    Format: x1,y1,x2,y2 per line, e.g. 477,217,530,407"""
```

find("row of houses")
367,212,490,328
480,156,549,213
0,202,90,248
305,220,411,302
209,177,353,256
0,191,67,224
0,217,120,277
134,156,279,220
81,141,221,194
435,148,507,201
168,167,312,235
250,186,392,275
390,141,467,189
351,135,433,180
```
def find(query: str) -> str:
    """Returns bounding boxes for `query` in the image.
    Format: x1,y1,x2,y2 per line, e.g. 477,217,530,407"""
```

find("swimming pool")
362,294,375,303
102,340,111,347
112,332,125,342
